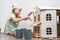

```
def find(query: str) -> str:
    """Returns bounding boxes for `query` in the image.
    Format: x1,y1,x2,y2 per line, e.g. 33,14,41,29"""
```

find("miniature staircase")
32,7,41,38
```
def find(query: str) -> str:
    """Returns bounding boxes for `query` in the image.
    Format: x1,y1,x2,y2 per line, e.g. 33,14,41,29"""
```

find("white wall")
0,0,12,33
0,0,60,33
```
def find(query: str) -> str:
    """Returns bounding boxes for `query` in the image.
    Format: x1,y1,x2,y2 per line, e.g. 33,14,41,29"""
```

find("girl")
5,8,30,37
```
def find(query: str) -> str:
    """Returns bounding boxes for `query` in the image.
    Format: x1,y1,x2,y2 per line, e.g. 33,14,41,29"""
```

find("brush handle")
27,12,33,21
28,12,33,16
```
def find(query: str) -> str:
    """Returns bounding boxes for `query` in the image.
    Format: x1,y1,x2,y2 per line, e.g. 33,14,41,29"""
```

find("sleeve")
8,13,16,20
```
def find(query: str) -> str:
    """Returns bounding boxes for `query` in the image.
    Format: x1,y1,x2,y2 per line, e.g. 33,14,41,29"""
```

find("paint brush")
28,12,33,21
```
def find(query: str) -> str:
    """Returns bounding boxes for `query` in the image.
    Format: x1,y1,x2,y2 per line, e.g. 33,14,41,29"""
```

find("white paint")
40,10,57,38
0,0,60,33
37,6,60,10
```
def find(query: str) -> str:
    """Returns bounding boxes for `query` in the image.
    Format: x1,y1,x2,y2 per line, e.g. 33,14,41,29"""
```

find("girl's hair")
12,8,21,13
12,8,17,13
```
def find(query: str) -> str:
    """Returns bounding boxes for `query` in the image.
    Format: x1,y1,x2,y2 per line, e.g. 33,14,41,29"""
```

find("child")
5,8,30,37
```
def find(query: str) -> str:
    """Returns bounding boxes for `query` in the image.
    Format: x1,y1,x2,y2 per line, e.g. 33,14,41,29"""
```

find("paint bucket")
25,30,32,40
16,29,22,39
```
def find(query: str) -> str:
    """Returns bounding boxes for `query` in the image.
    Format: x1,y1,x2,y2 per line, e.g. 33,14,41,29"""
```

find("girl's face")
14,8,22,15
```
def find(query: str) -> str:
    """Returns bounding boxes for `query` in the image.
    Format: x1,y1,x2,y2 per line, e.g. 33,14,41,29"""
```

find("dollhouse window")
34,16,36,22
38,15,40,21
46,27,52,35
46,14,52,21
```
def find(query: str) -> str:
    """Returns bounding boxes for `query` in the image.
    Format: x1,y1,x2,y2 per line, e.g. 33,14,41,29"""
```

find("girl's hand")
23,16,30,20
26,16,32,21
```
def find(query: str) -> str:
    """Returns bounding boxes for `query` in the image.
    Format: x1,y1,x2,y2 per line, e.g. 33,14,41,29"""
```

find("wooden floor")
0,34,60,40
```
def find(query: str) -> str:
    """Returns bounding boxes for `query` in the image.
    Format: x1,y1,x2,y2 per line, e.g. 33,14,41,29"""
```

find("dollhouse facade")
33,6,60,38
40,9,57,38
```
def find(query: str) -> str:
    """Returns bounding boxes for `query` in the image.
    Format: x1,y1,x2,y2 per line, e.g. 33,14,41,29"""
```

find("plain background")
0,0,60,33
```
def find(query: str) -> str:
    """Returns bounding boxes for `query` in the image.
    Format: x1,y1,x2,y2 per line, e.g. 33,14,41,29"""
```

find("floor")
0,34,60,40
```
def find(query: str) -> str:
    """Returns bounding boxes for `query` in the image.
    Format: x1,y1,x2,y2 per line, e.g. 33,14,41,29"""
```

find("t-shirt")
6,13,19,32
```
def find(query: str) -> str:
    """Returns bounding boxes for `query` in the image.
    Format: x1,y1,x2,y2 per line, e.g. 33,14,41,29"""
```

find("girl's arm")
11,17,29,23
12,12,33,23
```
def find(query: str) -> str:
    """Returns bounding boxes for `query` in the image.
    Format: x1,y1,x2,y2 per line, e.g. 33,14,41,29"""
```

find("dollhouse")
32,6,60,38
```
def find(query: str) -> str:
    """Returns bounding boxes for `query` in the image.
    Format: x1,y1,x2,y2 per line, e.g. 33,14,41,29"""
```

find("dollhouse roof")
37,6,60,10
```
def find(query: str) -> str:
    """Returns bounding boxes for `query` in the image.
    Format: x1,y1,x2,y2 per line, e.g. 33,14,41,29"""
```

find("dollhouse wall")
40,10,57,37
